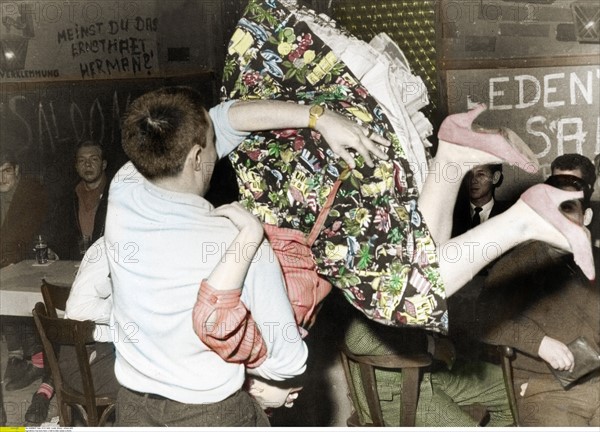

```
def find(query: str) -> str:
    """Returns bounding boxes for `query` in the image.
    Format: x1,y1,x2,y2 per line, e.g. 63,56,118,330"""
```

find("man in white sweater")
104,87,385,426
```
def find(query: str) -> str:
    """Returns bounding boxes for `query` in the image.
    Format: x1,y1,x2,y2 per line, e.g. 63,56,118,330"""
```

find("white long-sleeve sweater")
104,102,307,404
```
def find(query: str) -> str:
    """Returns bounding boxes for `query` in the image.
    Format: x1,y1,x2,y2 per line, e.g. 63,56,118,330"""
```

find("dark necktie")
471,207,482,228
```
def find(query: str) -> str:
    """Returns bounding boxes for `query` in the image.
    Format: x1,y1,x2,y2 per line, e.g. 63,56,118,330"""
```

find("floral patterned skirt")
222,0,448,333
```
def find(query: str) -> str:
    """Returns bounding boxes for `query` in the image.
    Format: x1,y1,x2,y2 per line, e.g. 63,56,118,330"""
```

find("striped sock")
37,382,54,399
31,351,44,369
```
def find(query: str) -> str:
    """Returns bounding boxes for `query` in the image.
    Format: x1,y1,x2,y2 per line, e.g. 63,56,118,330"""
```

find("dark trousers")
116,386,270,427
58,342,120,399
1,316,42,356
516,375,600,426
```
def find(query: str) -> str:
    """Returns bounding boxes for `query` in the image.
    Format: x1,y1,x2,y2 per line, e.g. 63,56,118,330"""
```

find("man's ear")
583,208,593,227
189,145,203,171
102,160,108,171
14,165,20,178
492,171,502,185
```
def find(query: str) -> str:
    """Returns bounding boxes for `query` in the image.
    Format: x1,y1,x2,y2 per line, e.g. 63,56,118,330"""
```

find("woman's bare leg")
438,199,572,296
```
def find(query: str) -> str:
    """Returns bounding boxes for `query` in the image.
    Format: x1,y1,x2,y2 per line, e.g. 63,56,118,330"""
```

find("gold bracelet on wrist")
308,104,325,129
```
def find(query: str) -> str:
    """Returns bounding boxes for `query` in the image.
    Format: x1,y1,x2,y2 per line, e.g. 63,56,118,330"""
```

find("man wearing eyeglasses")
0,150,48,268
0,147,48,403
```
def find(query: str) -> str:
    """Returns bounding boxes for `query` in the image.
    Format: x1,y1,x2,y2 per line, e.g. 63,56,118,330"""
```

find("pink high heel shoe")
438,104,539,174
520,184,595,280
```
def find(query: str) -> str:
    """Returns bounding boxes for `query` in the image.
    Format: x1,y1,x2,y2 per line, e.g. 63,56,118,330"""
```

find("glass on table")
33,234,48,264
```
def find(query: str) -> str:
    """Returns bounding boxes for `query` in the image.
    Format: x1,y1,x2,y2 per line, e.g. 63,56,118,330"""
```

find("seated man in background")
26,140,112,424
0,148,48,268
0,147,48,393
452,163,509,237
344,311,513,427
51,140,110,260
479,171,600,426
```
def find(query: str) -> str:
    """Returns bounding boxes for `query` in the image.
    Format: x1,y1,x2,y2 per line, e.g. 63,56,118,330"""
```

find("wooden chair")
41,279,71,317
339,342,432,426
39,279,71,417
31,302,116,426
498,345,520,426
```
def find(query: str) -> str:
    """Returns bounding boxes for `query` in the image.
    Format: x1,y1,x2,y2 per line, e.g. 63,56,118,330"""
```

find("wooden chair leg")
359,363,384,426
400,367,420,426
0,385,6,426
98,404,116,426
501,346,520,426
59,402,72,426
339,342,431,428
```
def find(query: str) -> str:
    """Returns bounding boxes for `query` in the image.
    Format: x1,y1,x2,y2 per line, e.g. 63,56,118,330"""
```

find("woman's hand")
316,110,390,169
211,202,264,240
228,100,390,169
206,202,264,291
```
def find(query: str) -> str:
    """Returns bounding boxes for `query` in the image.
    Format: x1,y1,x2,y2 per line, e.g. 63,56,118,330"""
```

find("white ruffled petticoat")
282,1,433,191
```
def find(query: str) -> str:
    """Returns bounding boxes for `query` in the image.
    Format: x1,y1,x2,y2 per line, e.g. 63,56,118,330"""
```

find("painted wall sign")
0,1,159,81
445,64,600,195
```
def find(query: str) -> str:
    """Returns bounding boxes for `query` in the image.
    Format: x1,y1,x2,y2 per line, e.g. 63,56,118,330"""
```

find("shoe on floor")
5,363,43,391
3,357,29,384
24,392,51,425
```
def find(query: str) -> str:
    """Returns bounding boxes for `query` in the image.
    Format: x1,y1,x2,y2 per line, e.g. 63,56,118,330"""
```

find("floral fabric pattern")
222,0,448,333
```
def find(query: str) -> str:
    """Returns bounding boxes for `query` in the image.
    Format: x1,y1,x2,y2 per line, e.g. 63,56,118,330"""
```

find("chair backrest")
339,342,432,427
41,279,71,318
32,302,113,426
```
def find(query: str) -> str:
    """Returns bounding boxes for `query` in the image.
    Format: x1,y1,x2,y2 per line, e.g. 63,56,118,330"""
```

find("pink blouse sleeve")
192,280,267,368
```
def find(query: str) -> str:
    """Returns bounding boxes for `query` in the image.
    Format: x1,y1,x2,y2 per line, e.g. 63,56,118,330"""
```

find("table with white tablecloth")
0,260,79,317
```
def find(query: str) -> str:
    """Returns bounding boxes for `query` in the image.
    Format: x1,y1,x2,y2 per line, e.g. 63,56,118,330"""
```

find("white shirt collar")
470,198,495,223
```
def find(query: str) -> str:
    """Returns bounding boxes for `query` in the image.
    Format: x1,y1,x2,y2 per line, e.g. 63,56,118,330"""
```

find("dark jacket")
50,179,109,260
1,177,48,268
479,242,600,388
452,198,510,237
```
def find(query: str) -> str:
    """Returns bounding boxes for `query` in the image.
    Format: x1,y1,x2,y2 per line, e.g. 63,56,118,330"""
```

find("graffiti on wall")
446,65,600,164
0,1,159,81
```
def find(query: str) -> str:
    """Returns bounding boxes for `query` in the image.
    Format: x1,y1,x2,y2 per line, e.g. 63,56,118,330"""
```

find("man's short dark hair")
0,148,18,168
489,163,503,187
551,154,596,190
545,174,591,209
76,140,105,161
489,164,502,173
470,164,503,188
122,86,209,180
